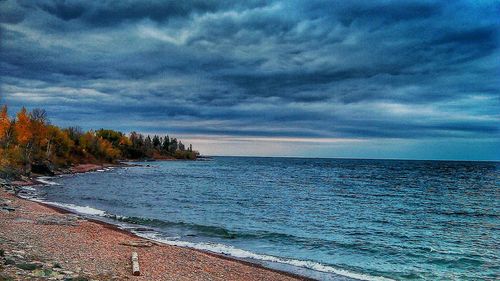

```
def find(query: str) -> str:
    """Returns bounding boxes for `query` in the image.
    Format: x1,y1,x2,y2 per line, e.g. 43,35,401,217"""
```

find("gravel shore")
0,183,311,281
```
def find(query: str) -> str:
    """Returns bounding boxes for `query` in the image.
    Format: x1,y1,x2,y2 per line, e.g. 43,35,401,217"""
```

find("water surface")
28,157,499,280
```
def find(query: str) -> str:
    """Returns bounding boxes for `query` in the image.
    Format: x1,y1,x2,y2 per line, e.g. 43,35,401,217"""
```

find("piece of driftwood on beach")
132,252,140,276
120,239,155,247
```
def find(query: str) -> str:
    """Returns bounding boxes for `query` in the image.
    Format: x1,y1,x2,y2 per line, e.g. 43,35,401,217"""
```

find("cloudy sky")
1,0,499,160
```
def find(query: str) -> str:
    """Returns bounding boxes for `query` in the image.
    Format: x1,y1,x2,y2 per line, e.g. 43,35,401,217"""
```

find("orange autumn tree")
14,107,34,173
15,107,33,146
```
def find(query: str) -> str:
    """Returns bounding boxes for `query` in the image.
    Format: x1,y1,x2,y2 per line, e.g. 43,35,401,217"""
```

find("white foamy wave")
36,177,60,186
19,186,37,191
138,233,394,281
41,201,107,216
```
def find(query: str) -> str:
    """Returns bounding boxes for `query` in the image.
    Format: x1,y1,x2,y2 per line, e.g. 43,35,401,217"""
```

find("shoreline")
35,199,315,281
0,164,316,281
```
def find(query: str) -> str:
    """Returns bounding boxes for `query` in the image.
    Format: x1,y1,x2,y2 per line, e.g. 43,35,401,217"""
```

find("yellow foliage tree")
98,138,121,162
119,135,132,147
14,107,34,173
46,125,74,165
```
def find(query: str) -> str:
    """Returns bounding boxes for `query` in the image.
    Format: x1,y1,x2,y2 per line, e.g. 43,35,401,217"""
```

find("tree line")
0,105,198,178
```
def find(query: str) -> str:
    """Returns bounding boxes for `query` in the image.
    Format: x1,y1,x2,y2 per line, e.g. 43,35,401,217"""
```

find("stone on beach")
36,214,82,226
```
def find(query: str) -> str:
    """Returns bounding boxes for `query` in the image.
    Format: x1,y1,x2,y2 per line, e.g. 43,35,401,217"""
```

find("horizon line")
199,155,500,163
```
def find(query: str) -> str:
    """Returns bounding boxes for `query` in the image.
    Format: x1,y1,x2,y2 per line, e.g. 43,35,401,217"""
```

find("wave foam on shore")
36,177,60,186
137,232,394,281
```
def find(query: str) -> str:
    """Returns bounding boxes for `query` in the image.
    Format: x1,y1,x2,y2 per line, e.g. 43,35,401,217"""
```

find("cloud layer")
1,0,499,159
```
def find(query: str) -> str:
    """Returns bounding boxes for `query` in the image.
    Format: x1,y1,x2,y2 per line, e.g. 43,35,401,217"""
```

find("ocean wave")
434,210,499,219
107,215,320,241
17,186,40,201
428,256,484,266
105,215,239,239
104,215,394,254
139,232,395,281
19,186,37,191
37,201,107,216
36,176,60,186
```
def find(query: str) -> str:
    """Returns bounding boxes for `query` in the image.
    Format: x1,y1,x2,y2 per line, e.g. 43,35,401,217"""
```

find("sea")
20,157,499,280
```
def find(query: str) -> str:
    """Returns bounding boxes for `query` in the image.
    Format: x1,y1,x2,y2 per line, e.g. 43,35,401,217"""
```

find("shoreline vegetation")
0,105,199,180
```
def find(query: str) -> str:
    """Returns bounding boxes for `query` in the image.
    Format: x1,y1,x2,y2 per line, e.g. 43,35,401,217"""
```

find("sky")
0,0,499,160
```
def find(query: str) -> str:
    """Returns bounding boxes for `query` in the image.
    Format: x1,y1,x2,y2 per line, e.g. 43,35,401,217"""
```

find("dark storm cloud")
0,0,499,148
302,0,443,27
0,0,26,23
33,0,268,26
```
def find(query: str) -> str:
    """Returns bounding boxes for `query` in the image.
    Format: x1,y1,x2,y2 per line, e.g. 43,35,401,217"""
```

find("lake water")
24,157,499,280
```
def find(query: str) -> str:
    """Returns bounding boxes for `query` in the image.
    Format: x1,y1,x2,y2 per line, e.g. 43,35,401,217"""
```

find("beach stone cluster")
0,181,123,281
0,180,17,196
1,181,20,214
0,198,15,214
0,240,91,281
36,215,82,227
1,187,17,196
0,190,91,281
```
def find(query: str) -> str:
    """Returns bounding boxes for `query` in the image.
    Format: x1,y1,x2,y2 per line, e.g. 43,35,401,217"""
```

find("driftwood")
120,239,155,248
131,252,140,276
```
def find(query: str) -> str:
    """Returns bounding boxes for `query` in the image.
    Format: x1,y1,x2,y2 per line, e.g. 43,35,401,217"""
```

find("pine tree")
152,135,161,148
162,135,170,152
169,138,178,153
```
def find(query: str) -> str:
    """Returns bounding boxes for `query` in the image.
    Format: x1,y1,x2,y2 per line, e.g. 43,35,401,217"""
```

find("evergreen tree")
152,135,161,148
169,138,178,153
162,135,170,152
145,135,152,149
